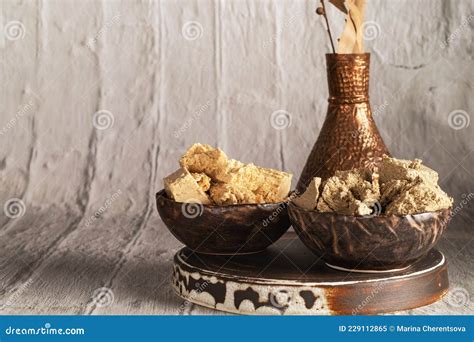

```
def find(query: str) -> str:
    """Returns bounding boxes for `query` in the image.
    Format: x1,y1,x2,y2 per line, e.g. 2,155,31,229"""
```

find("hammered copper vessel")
297,53,389,192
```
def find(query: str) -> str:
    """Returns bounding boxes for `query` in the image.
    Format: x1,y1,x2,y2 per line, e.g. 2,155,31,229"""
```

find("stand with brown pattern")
172,232,449,315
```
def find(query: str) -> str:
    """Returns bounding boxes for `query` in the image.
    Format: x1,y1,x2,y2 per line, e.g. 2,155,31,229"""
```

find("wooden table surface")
0,208,472,315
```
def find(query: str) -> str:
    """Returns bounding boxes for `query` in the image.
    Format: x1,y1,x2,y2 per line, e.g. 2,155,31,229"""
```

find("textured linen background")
1,0,472,228
0,0,472,315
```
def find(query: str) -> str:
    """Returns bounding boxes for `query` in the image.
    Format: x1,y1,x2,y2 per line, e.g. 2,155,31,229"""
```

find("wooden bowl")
288,202,451,272
156,190,291,255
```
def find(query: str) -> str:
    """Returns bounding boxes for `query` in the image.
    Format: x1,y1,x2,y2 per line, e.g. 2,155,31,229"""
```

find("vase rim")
325,53,370,57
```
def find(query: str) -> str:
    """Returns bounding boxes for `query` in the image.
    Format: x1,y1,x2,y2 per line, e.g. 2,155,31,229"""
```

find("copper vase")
297,53,390,192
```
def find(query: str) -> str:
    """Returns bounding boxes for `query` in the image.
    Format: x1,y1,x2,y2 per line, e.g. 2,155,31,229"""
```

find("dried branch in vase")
317,0,367,54
316,0,336,53
329,0,347,14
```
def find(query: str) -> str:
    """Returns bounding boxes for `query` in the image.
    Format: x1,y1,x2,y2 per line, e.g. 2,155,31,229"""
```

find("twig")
320,0,336,54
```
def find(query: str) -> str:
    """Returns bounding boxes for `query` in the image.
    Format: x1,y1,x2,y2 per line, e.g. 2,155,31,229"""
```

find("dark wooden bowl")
156,190,291,255
288,201,451,272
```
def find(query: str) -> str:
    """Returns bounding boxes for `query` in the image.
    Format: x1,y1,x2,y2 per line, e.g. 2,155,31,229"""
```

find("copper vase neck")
296,52,390,192
326,53,370,104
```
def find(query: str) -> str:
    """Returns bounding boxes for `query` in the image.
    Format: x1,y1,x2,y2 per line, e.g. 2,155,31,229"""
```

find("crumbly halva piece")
315,198,333,212
333,169,380,207
227,158,245,173
179,143,229,182
379,155,438,184
171,144,293,205
209,165,292,205
164,167,211,204
191,172,211,192
293,177,322,210
254,167,292,203
209,183,262,205
222,162,265,191
380,179,411,207
317,195,372,216
370,170,380,198
385,178,453,215
378,156,452,214
311,167,380,216
221,161,292,196
293,156,451,216
316,175,374,216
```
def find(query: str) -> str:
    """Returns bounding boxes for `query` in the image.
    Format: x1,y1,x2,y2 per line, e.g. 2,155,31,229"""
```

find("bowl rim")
287,199,452,219
155,189,289,209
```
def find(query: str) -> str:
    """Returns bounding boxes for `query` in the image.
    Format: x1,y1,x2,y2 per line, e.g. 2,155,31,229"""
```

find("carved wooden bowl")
156,190,291,255
288,201,451,272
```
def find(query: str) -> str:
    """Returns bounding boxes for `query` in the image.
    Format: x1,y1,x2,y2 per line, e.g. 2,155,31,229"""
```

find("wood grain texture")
0,0,473,315
0,216,472,315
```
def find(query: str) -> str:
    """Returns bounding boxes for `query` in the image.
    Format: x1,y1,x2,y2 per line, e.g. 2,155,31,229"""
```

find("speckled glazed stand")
172,232,449,315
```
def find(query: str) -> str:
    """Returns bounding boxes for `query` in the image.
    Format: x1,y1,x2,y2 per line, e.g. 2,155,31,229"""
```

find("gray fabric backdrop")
1,0,473,228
